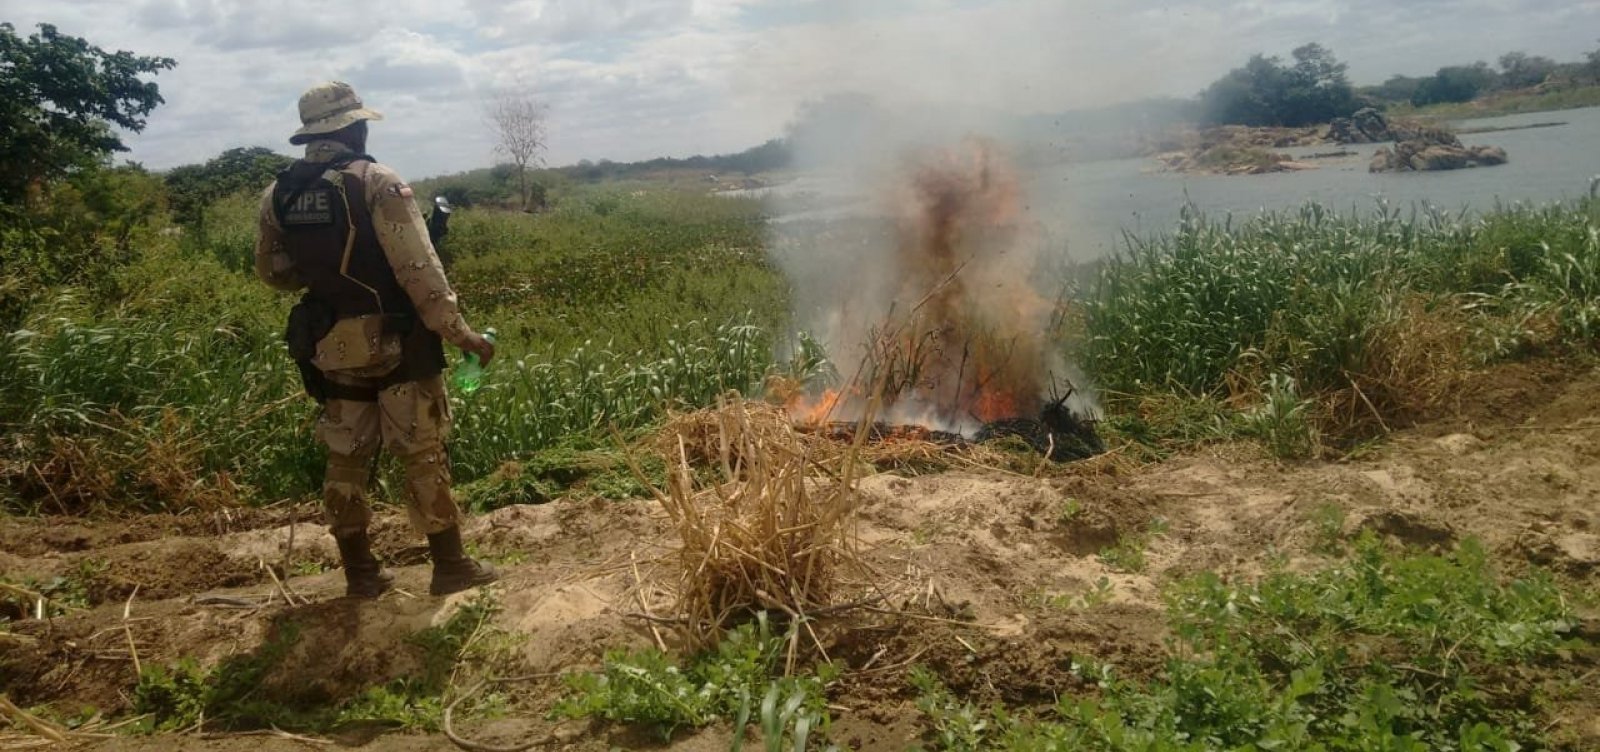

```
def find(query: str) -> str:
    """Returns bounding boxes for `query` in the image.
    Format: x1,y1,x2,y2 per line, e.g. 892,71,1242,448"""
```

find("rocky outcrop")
1155,146,1317,175
1369,142,1508,172
1369,129,1508,173
1327,107,1392,144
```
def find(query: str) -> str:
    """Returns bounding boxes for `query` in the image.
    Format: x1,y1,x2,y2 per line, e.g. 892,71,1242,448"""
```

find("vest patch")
281,188,336,226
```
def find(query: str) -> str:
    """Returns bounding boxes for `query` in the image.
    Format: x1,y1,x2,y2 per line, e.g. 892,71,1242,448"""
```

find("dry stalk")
259,558,299,607
640,393,871,649
0,696,67,745
122,585,142,679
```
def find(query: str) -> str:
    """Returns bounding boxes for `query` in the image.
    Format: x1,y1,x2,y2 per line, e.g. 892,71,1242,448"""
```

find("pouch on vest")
286,293,335,402
312,315,403,377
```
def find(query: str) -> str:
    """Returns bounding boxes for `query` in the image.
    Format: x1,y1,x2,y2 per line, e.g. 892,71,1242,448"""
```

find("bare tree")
486,84,547,211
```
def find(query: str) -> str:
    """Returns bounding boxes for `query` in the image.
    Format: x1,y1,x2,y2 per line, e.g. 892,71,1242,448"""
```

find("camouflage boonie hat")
289,81,383,145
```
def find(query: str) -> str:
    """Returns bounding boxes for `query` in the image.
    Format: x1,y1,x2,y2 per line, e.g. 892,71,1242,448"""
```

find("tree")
1497,51,1556,89
1280,43,1358,125
1365,75,1426,104
1411,62,1497,105
164,146,292,225
1200,55,1280,126
485,84,547,211
1199,45,1356,126
0,23,175,205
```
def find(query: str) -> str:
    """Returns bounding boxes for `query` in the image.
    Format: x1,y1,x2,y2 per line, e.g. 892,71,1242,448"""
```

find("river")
763,106,1600,262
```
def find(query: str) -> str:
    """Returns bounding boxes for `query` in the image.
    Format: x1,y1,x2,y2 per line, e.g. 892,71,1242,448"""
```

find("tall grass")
0,187,789,512
1081,201,1600,440
5,181,1600,510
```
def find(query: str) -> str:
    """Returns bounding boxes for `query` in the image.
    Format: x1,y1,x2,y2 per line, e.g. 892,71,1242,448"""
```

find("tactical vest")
272,155,445,385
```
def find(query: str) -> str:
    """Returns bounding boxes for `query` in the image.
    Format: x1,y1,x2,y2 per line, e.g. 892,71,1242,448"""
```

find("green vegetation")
0,559,100,621
1201,43,1358,127
412,138,790,210
0,183,787,512
1097,519,1168,574
133,591,508,732
162,146,291,225
912,535,1577,751
7,193,1600,509
1189,146,1285,172
0,22,174,204
1238,373,1321,460
1199,39,1600,126
1082,201,1600,448
554,612,835,744
1392,84,1600,121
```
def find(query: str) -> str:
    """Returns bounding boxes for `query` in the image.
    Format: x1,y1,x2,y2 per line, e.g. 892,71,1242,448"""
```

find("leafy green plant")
555,613,835,741
1310,502,1347,555
1239,373,1321,460
1098,519,1166,574
134,623,304,732
910,665,1000,752
911,535,1576,751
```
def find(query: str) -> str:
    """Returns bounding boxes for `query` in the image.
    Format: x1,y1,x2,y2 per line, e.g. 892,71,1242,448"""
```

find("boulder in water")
1328,107,1393,144
1370,138,1508,173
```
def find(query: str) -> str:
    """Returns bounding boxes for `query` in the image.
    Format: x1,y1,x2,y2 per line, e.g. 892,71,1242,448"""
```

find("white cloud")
4,0,1598,178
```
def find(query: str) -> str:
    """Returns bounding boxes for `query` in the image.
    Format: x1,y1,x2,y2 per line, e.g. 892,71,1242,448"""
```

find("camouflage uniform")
256,139,472,539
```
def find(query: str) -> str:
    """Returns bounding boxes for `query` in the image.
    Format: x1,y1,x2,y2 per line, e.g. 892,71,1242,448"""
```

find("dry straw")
634,394,870,649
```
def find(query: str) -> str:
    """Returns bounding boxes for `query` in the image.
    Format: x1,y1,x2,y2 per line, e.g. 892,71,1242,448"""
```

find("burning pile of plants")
775,138,1103,462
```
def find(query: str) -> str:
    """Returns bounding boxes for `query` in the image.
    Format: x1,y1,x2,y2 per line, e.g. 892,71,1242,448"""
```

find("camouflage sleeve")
254,184,304,291
361,162,474,348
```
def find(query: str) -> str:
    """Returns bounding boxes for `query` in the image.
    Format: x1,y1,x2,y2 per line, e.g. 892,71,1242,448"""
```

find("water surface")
765,106,1600,261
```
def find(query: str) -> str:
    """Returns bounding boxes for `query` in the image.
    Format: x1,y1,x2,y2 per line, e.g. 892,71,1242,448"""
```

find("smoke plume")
771,132,1097,435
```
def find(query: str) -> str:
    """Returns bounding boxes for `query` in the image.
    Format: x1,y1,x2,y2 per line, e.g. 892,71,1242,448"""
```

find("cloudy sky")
5,0,1599,179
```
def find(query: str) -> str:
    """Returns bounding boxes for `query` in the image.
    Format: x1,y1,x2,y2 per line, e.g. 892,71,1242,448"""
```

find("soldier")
255,81,499,598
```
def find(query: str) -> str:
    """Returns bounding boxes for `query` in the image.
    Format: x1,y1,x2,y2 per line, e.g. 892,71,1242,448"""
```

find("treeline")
1364,50,1591,107
402,138,789,210
562,138,790,182
1200,39,1600,127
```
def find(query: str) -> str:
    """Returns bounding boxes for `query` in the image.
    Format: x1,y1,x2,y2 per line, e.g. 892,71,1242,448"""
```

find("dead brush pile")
639,394,869,649
658,395,973,475
5,408,242,514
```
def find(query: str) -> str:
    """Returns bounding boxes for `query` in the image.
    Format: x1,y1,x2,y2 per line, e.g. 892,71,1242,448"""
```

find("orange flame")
784,138,1061,435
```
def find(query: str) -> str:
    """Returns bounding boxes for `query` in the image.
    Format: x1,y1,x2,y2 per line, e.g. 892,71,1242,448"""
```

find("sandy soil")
3,361,1598,750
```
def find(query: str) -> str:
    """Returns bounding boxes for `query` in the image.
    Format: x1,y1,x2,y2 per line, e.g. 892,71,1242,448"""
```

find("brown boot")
427,526,499,596
335,530,393,599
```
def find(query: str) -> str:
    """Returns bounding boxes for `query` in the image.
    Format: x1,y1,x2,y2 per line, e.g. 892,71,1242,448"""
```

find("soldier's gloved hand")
461,331,496,367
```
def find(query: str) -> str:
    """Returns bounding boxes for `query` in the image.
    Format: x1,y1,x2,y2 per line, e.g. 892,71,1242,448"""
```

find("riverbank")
1390,82,1600,121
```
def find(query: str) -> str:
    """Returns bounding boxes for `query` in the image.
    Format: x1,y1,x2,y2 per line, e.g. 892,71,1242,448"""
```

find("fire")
787,388,848,427
779,137,1080,436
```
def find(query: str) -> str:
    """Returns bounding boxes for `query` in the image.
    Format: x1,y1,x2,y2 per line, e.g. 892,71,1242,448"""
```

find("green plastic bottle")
452,327,497,394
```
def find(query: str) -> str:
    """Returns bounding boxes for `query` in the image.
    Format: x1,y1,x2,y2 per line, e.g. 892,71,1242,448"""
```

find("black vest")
272,155,445,383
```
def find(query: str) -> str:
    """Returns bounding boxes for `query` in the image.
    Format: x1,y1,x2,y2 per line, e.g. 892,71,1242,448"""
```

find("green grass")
912,534,1578,751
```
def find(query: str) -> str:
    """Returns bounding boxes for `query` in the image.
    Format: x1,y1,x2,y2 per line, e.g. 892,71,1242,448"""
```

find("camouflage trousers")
315,374,461,538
